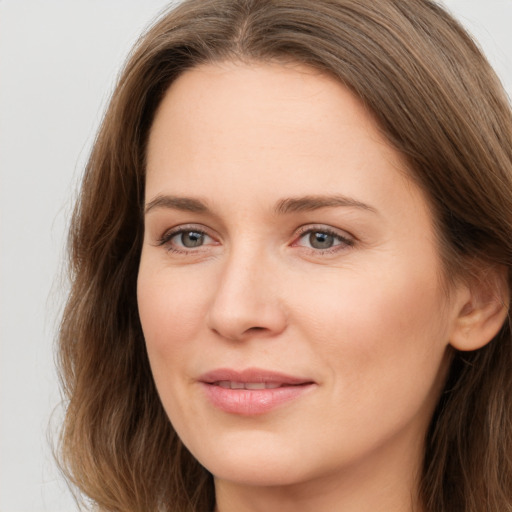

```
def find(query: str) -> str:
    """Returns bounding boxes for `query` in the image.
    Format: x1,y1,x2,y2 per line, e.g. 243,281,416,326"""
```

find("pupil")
182,231,204,247
309,232,333,249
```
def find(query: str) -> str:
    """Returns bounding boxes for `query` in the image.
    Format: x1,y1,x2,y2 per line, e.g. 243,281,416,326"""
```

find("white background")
1,1,511,511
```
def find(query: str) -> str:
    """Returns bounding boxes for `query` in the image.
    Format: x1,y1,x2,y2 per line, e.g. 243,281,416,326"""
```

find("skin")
137,61,474,512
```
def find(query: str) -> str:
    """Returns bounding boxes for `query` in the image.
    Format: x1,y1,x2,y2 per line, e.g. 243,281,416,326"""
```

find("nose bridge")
206,237,286,340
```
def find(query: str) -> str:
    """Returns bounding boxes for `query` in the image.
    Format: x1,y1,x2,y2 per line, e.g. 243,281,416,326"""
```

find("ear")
449,265,509,352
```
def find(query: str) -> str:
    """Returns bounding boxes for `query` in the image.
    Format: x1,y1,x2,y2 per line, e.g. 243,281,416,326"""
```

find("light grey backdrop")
1,1,511,511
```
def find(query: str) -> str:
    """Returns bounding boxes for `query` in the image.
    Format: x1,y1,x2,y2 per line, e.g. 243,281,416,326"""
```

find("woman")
58,1,512,511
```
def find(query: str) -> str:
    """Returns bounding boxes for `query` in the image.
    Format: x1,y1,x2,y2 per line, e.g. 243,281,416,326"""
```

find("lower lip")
201,383,315,415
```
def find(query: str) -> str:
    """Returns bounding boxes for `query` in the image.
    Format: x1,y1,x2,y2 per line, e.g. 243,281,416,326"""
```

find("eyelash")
156,225,355,255
293,226,355,255
157,225,215,255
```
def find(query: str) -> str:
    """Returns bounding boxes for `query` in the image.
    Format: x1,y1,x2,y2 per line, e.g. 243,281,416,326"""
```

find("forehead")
145,61,423,221
148,61,388,157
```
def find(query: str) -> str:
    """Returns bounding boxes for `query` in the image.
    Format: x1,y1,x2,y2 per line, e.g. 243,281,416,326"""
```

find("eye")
173,230,209,248
157,225,217,253
294,227,354,253
306,231,337,250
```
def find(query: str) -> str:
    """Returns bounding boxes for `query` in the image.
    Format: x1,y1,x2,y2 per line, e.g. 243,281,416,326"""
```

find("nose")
206,246,287,341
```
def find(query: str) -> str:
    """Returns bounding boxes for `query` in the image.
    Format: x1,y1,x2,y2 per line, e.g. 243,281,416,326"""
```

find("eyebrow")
274,195,378,215
144,194,378,216
145,195,208,214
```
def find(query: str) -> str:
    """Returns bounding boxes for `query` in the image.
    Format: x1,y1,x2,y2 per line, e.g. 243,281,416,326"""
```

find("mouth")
213,381,296,389
199,368,316,415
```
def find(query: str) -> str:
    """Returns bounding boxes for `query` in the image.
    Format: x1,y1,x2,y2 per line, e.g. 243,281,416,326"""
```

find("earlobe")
449,266,509,352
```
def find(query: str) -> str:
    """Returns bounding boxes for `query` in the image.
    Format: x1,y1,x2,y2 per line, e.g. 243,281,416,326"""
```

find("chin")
185,429,314,487
206,458,309,488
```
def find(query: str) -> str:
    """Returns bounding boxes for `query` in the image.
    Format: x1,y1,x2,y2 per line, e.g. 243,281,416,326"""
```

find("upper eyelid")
153,222,356,246
156,224,216,246
294,224,355,240
161,223,213,236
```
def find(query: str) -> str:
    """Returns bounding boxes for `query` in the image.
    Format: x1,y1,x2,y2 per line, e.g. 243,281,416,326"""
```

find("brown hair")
57,1,512,511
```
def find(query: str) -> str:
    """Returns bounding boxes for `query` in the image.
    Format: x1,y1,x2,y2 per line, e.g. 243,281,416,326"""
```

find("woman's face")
138,62,466,491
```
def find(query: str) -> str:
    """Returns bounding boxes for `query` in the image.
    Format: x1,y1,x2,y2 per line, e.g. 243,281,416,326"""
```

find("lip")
199,368,316,416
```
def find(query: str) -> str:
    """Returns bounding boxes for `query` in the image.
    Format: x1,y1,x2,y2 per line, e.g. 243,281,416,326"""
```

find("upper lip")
199,367,314,386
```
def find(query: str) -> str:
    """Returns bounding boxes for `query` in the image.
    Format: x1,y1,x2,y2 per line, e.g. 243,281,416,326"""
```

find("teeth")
244,382,266,390
214,381,282,390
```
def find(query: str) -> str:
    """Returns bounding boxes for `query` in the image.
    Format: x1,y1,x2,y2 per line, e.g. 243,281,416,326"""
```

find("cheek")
290,263,452,394
288,269,452,464
137,262,209,363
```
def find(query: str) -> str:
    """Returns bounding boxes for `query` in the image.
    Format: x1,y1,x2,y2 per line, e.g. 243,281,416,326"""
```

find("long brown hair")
58,1,512,511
